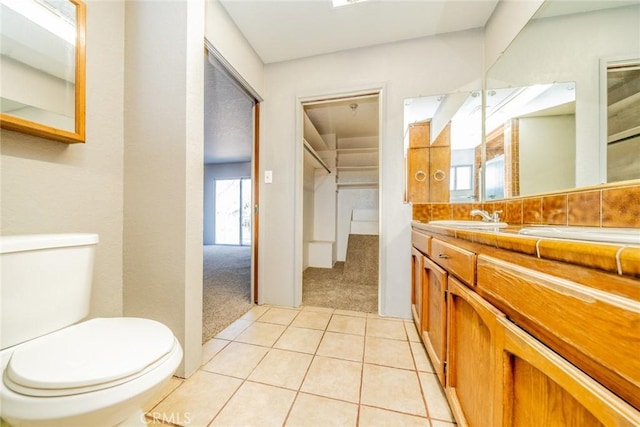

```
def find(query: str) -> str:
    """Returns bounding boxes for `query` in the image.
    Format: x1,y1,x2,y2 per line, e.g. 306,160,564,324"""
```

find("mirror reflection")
607,59,640,183
0,0,82,141
484,82,576,199
404,91,482,203
486,0,640,195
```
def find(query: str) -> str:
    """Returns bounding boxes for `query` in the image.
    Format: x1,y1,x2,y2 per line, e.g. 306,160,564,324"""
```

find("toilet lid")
5,317,175,393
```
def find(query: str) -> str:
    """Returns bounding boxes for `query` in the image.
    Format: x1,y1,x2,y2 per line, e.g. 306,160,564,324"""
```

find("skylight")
332,0,370,8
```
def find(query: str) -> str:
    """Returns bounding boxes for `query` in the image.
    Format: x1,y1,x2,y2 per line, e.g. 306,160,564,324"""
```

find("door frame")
205,42,263,304
294,86,385,310
253,102,260,303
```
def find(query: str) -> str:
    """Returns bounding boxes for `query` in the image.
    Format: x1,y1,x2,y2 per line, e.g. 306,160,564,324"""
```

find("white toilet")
0,234,183,427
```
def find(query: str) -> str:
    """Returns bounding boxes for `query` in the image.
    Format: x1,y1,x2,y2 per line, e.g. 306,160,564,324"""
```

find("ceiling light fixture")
349,103,358,116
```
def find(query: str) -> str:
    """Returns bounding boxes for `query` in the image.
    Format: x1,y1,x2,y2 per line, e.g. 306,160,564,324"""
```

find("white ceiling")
304,95,379,141
219,0,500,64
208,0,501,161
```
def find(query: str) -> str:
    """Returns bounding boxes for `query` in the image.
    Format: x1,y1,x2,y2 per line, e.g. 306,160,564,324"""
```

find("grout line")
163,309,443,426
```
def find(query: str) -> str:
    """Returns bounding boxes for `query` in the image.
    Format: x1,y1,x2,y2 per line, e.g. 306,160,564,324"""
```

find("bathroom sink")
428,220,508,229
518,226,640,245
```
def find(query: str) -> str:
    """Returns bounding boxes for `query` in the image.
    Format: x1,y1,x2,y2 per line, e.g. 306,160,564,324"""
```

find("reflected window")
450,165,472,191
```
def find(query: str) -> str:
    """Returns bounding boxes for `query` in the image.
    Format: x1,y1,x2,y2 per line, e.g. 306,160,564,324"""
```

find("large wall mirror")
404,90,482,203
486,0,640,199
0,0,86,144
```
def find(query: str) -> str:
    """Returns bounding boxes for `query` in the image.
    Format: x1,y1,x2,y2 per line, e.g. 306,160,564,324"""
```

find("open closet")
301,94,380,312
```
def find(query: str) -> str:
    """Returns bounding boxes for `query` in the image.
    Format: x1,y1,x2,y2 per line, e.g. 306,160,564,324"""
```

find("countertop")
412,221,640,278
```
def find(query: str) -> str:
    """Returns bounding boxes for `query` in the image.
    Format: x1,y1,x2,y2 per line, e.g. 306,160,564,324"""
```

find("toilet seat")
4,317,176,397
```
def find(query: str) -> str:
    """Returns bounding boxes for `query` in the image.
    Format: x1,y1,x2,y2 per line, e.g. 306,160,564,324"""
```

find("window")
214,178,252,245
450,165,473,191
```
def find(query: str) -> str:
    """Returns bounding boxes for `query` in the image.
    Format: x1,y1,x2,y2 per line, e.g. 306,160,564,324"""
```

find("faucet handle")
491,210,503,222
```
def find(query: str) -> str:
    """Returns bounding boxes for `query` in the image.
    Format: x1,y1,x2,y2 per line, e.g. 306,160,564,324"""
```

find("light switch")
265,170,273,184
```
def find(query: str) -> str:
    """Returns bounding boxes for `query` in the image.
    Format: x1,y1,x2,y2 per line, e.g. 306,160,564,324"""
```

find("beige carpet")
303,234,378,313
202,245,254,344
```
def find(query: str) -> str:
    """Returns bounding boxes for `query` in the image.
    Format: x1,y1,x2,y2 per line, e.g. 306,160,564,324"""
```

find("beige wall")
0,0,125,318
519,115,576,195
261,29,484,317
205,0,264,98
123,0,204,378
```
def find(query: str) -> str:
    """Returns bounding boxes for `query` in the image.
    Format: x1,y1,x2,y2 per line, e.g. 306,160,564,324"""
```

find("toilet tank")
0,233,99,350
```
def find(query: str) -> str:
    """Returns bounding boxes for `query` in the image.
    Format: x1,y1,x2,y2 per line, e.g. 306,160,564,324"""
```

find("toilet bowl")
0,234,183,426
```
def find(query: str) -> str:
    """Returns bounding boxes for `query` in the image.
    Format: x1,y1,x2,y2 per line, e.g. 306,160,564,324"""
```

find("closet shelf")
337,181,379,189
336,147,378,154
304,139,331,173
337,166,379,171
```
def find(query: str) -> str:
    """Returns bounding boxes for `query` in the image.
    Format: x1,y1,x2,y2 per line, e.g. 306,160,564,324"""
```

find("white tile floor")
145,305,456,427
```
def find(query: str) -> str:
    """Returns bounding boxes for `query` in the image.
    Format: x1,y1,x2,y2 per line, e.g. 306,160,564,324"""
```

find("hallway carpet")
202,245,254,344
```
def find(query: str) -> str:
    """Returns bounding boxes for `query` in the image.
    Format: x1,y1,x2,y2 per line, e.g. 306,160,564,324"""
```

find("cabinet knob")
438,253,449,259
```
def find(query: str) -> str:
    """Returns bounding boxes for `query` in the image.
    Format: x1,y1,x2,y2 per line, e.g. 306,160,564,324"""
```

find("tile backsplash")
412,181,640,228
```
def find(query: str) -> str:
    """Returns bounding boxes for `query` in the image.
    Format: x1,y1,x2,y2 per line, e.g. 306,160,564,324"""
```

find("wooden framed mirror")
0,0,86,144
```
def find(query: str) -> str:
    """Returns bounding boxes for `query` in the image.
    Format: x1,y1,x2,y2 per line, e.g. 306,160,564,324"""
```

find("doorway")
202,47,261,344
299,91,381,312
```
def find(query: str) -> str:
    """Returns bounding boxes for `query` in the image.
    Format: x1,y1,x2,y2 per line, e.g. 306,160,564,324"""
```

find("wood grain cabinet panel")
409,121,430,148
421,255,448,386
431,238,476,285
446,277,504,427
407,147,429,203
411,229,430,255
499,317,640,426
429,123,450,202
411,247,423,330
477,254,640,410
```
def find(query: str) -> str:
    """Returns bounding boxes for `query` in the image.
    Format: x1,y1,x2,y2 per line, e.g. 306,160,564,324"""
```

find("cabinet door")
446,277,504,427
411,247,423,329
421,255,448,386
407,147,429,203
499,317,640,427
409,121,430,148
478,255,640,409
429,146,450,203
429,123,451,203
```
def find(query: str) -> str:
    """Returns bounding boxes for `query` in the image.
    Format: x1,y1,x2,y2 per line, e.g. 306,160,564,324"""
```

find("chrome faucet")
471,209,503,223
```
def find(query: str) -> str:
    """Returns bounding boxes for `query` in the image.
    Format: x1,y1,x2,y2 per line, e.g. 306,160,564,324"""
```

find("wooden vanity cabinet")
430,238,476,285
421,255,448,386
477,253,640,410
411,230,430,329
410,226,640,426
446,277,504,427
411,247,423,328
498,317,640,426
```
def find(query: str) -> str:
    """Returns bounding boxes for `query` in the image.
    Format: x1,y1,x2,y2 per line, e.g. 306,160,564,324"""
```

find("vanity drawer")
412,230,430,255
430,238,476,285
476,254,640,410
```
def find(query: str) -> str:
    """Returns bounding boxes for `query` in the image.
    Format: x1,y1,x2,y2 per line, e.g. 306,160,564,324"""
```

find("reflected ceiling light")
333,0,370,8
